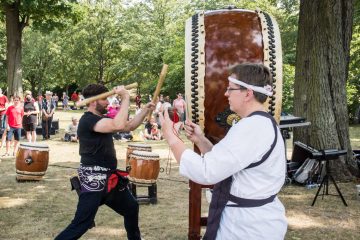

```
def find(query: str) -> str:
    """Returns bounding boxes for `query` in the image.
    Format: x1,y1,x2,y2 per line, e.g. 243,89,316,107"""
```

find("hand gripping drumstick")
76,82,138,107
146,64,168,120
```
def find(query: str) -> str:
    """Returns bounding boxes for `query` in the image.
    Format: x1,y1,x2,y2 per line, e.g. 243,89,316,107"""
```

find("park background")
1,0,360,239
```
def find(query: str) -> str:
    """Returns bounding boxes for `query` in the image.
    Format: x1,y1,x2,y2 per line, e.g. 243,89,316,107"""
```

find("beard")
95,102,108,114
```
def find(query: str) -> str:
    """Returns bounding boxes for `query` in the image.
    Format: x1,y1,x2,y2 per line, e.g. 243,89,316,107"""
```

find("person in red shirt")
71,91,78,107
4,95,24,156
0,88,9,129
135,94,141,108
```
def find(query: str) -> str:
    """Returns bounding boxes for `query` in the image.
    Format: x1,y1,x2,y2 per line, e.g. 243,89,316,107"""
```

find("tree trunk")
5,1,24,97
293,0,357,179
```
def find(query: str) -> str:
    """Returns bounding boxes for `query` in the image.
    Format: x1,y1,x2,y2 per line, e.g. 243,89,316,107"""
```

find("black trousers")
55,187,141,240
42,117,52,139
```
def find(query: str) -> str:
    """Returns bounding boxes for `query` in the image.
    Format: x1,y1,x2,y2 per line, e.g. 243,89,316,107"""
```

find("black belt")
227,194,276,208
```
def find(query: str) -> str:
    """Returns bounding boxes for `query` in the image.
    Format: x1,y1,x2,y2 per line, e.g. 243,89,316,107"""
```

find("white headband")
228,76,273,96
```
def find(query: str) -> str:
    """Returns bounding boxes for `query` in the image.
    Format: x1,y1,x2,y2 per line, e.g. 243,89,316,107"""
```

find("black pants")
64,133,76,142
55,187,141,240
42,117,52,139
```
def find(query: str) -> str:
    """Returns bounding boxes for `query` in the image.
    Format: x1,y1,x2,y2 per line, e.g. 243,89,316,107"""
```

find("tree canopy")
0,0,358,120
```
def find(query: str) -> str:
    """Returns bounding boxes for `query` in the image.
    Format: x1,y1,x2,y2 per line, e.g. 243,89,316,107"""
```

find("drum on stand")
126,143,152,168
16,143,49,181
185,9,283,143
185,8,283,239
128,150,160,184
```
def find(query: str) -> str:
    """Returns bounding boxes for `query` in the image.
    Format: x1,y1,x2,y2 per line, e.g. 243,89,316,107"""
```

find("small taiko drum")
126,143,152,167
128,150,160,184
16,143,49,181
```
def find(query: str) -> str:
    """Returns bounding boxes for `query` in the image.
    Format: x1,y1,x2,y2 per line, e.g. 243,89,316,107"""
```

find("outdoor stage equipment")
310,148,348,206
184,7,283,239
289,141,348,206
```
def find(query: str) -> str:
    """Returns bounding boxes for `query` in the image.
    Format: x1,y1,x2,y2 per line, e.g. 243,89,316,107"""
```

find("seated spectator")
142,116,162,140
143,117,155,140
64,117,78,142
150,123,162,140
113,131,133,141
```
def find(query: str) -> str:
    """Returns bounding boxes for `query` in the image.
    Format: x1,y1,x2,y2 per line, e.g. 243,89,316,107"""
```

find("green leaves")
1,0,357,118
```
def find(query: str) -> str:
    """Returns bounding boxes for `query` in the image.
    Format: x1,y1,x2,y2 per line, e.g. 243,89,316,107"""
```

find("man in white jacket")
160,63,287,240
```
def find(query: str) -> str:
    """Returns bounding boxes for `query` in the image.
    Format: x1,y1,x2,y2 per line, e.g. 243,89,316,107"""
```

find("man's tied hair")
82,84,108,99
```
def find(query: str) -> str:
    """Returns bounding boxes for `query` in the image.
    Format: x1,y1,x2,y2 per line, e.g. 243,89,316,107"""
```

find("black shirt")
78,112,117,169
23,100,37,125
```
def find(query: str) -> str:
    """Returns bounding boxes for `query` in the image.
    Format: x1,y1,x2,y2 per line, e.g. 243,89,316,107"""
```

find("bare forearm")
126,107,150,131
194,136,213,154
113,96,130,129
167,135,187,163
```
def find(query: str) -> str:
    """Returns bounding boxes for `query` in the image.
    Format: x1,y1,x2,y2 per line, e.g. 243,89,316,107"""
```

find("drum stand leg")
129,182,157,204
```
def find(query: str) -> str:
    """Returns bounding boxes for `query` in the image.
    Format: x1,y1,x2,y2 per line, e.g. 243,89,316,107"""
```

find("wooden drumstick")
76,82,138,107
146,64,168,120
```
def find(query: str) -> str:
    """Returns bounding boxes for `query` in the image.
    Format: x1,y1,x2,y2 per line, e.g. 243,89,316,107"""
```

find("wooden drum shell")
185,9,283,144
126,143,152,167
128,150,160,184
16,143,49,181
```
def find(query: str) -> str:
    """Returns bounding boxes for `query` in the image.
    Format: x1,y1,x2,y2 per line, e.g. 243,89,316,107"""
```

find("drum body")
126,143,152,167
128,150,160,184
185,9,283,144
16,143,49,180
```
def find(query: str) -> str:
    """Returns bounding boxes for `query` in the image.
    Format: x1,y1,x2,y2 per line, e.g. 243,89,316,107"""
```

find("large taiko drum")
16,143,49,181
185,8,283,239
185,8,283,144
128,150,160,184
126,143,152,167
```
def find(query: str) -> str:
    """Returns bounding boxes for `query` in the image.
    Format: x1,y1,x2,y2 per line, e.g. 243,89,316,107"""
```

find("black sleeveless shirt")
23,100,37,125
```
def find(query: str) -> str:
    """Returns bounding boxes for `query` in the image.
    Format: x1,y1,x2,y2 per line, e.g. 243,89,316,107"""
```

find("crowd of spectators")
0,88,187,157
0,89,76,157
138,93,185,141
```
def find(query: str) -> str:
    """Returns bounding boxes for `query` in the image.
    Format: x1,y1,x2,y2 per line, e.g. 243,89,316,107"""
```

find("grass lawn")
0,110,359,239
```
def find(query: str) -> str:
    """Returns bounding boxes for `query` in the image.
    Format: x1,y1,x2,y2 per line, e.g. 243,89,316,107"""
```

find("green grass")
0,115,359,239
350,124,360,150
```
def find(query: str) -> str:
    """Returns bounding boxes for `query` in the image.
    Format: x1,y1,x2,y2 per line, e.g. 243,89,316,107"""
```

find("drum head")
128,143,150,147
130,150,159,159
127,143,152,150
19,142,49,151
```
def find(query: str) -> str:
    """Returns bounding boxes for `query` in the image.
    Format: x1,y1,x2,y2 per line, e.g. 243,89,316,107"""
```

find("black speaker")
36,126,42,135
291,141,316,163
52,119,59,130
